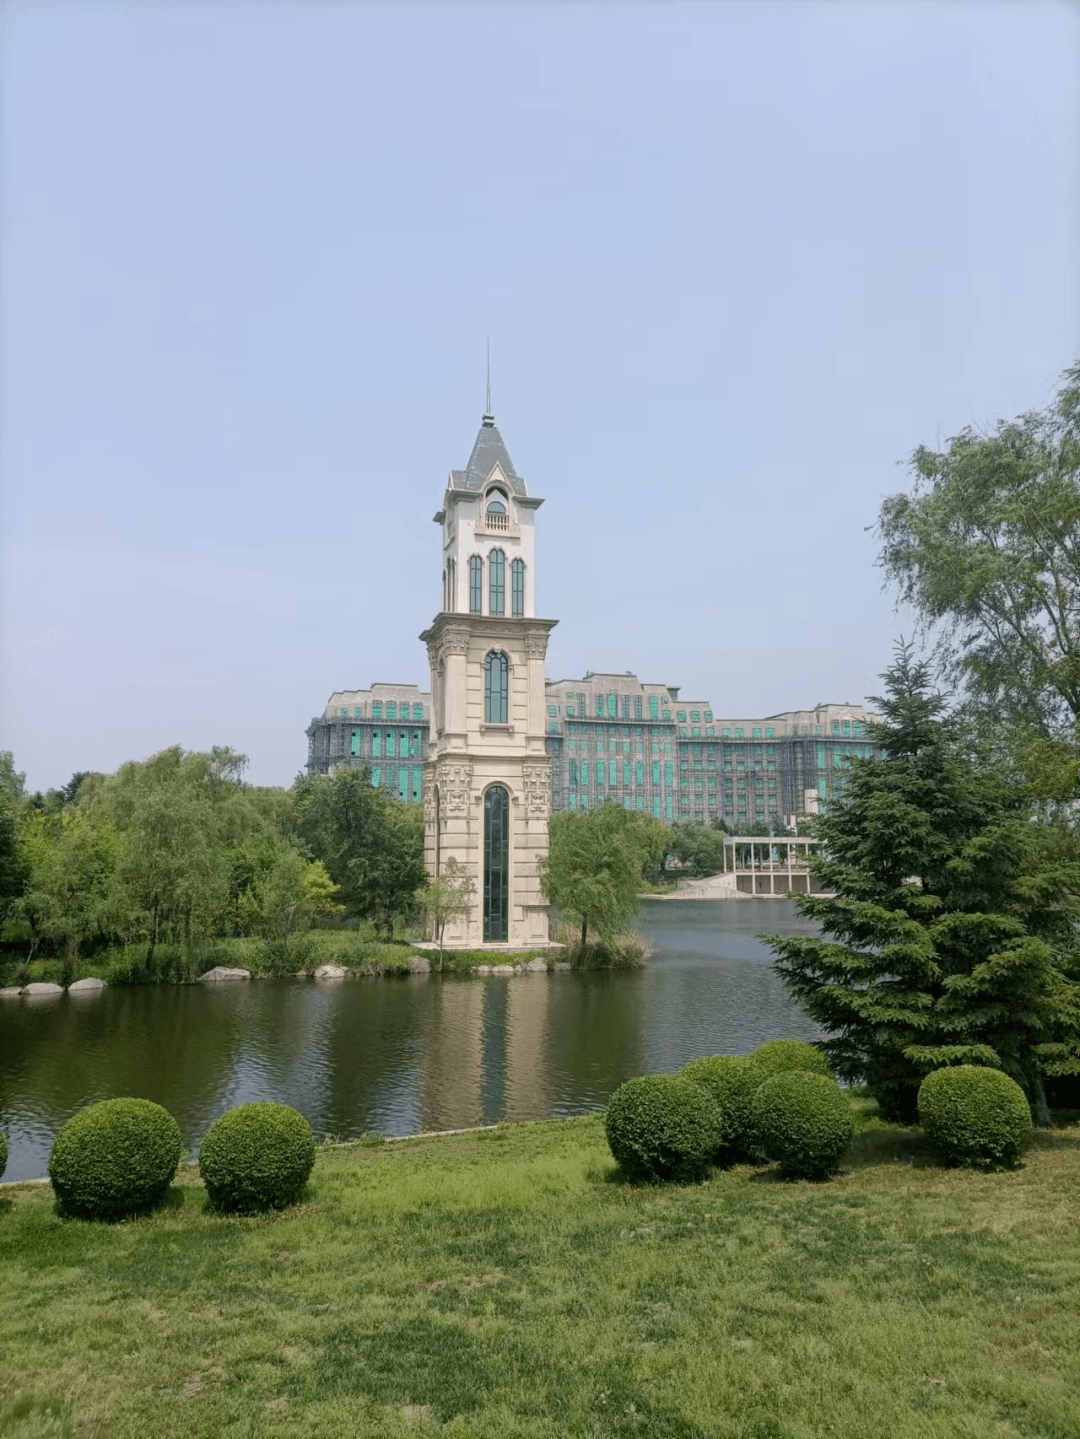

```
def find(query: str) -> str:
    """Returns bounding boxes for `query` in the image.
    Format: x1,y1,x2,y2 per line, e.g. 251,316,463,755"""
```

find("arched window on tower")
468,555,483,614
511,558,525,617
485,487,509,532
489,548,505,616
484,651,509,724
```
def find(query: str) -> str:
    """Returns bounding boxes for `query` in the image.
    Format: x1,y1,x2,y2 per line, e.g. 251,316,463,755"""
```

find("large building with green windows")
306,673,877,829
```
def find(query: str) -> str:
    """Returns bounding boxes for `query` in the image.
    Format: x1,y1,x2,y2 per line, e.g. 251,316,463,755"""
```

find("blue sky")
2,1,1077,791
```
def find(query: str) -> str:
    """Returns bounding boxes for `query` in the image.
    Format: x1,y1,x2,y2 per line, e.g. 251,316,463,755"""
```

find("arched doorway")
483,785,509,942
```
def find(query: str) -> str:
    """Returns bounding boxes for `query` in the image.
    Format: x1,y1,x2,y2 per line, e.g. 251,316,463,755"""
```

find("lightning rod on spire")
486,338,491,417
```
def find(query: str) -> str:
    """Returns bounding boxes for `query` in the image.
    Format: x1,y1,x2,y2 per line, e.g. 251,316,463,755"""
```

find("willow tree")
877,362,1080,804
765,646,1080,1125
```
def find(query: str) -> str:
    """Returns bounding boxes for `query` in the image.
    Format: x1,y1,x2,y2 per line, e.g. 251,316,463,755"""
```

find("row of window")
337,701,426,721
352,729,424,759
369,765,424,803
461,551,525,617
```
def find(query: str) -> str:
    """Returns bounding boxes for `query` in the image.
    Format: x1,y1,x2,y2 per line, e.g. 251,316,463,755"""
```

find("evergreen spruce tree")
765,645,1080,1124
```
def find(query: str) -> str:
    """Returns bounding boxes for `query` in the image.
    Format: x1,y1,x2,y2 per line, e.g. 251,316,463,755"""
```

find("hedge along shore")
0,929,655,992
2,1104,1080,1438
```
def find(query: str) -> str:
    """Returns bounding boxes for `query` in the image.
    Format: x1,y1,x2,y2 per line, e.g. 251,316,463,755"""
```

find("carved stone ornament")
523,629,550,661
437,761,473,814
521,763,551,819
422,784,437,825
440,624,471,658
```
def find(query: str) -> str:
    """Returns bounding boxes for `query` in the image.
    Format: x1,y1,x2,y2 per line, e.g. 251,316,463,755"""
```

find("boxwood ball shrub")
680,1055,767,1164
752,1039,832,1078
48,1098,182,1220
918,1066,1033,1171
199,1102,316,1213
604,1074,723,1184
750,1072,854,1180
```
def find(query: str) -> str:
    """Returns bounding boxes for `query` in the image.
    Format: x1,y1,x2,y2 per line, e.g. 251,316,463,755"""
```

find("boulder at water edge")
409,956,431,974
0,987,23,998
314,964,348,979
23,982,64,996
68,977,107,993
525,958,548,972
198,967,251,983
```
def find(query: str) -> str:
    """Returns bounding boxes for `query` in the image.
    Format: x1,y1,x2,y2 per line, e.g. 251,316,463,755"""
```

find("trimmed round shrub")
750,1072,855,1180
752,1039,832,1078
604,1074,723,1184
918,1066,1032,1171
680,1055,767,1164
48,1098,182,1220
199,1103,316,1213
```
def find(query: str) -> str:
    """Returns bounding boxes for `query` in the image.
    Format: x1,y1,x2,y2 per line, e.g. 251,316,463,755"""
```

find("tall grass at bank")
1,1107,1079,1438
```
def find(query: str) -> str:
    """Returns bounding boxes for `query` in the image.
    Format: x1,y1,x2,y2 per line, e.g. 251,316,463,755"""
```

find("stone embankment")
1,977,109,998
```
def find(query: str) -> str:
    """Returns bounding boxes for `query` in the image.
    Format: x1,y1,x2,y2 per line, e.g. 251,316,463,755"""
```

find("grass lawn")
1,1106,1079,1438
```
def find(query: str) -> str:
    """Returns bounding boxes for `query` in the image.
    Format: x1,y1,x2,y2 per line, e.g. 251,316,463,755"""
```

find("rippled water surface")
0,899,819,1181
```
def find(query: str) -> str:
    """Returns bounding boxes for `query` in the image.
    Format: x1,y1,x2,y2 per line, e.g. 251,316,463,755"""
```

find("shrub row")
604,1046,1035,1183
605,1040,849,1184
45,1098,315,1221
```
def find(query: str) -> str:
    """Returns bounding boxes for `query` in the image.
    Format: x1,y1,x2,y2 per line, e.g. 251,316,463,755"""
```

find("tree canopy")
765,645,1080,1125
877,361,1080,770
541,802,656,947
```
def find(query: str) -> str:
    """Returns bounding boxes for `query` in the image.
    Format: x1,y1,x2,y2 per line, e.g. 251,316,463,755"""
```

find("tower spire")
483,339,494,426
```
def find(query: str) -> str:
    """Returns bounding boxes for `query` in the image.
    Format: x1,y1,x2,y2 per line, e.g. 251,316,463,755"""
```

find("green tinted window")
372,702,383,719
677,710,686,722
350,729,360,756
664,761,673,786
607,694,616,718
489,548,505,615
649,695,659,718
652,761,660,785
372,730,382,758
371,766,381,786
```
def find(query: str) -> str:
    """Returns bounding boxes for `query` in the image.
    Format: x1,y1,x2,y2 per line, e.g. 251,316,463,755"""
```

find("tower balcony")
475,514,519,537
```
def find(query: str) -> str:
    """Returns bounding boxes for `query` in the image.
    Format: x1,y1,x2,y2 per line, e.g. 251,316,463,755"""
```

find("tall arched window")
488,548,505,615
484,651,508,724
511,558,525,617
468,555,483,614
483,785,509,941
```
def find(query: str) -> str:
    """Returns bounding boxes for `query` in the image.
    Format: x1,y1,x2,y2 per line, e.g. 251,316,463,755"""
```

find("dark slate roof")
451,416,528,495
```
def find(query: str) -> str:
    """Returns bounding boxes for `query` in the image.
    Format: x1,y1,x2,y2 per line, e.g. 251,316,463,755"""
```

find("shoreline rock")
68,977,107,993
22,982,64,996
197,967,251,983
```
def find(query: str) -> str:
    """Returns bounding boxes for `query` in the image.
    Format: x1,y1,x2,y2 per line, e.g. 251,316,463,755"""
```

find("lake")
0,899,820,1182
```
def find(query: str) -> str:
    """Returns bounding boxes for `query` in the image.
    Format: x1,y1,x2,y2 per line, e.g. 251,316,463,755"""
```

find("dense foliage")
766,647,1080,1124
877,361,1080,752
750,1072,855,1180
752,1040,832,1077
918,1066,1033,1171
198,1102,316,1213
541,804,665,945
679,1055,766,1164
0,747,430,983
604,1074,723,1183
47,1098,182,1220
0,1127,7,1180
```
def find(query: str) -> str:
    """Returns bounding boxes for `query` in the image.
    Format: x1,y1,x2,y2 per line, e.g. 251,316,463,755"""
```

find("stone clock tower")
419,401,557,947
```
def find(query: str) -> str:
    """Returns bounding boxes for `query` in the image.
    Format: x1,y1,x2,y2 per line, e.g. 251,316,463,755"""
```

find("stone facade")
418,411,557,947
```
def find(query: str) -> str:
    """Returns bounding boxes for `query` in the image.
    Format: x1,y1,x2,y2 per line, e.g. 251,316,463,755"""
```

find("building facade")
419,405,556,945
307,675,877,830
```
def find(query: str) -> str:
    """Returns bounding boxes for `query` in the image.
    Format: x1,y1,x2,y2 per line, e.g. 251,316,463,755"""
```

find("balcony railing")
475,514,519,537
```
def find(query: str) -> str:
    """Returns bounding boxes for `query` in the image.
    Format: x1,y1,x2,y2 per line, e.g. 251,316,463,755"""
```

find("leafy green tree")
877,361,1080,789
0,752,28,922
541,803,643,947
765,646,1080,1125
294,767,424,938
668,821,727,877
19,809,128,979
417,857,476,959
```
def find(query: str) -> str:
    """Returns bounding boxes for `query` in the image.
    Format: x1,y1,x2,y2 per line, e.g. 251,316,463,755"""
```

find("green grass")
2,1107,1079,1437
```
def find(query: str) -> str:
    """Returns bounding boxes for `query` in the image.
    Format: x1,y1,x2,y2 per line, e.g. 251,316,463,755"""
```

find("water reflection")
0,899,818,1182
